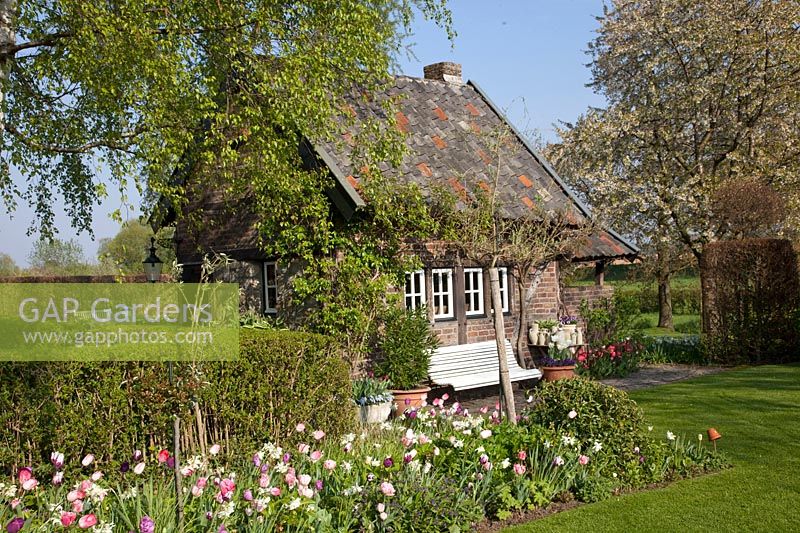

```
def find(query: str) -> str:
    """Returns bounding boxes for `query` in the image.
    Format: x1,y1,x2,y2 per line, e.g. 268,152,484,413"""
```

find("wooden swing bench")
429,339,542,391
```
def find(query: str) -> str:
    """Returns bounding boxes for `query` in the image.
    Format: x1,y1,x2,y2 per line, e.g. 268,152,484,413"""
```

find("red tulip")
78,513,97,529
157,449,170,463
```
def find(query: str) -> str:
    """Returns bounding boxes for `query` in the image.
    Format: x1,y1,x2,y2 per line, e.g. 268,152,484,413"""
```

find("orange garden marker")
707,428,722,451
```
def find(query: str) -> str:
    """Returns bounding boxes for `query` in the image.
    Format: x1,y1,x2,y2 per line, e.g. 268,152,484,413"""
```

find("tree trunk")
657,266,674,330
699,251,713,334
490,267,516,424
0,0,16,137
513,265,545,367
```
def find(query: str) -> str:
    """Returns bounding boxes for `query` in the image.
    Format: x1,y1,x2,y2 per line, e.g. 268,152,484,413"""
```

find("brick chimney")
423,62,462,84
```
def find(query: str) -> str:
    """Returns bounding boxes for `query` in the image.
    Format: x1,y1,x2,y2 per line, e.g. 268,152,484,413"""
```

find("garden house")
167,62,637,364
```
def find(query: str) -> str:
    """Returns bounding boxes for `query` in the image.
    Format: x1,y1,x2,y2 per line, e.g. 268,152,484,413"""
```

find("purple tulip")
120,461,130,473
282,452,291,464
133,450,144,462
139,516,155,533
166,457,175,469
252,453,261,467
6,518,25,533
315,479,323,491
218,525,228,533
260,463,269,473
243,489,253,501
383,457,394,468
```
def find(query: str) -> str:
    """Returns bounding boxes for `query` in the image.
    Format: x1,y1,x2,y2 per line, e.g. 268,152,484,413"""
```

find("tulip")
51,451,65,469
139,515,155,533
312,430,325,441
133,462,146,475
517,450,527,461
243,489,253,501
60,512,77,527
191,485,203,497
157,449,170,463
67,489,84,502
380,481,395,496
6,518,25,533
52,471,64,486
309,450,323,462
91,471,103,481
22,478,38,491
209,444,221,456
166,457,175,469
17,467,32,484
323,459,336,471
81,454,94,467
295,423,306,432
132,449,143,462
579,455,590,465
78,513,97,529
72,500,84,513
513,463,526,476
120,461,130,474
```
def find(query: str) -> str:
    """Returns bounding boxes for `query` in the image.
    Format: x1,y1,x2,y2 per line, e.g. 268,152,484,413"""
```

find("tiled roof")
315,75,638,261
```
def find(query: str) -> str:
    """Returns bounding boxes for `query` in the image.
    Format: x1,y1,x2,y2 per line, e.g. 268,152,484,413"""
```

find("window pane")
266,263,276,285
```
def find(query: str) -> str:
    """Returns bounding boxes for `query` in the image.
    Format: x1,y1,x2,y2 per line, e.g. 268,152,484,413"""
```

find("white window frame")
431,268,454,319
464,267,484,316
263,261,278,314
404,269,426,310
497,267,510,313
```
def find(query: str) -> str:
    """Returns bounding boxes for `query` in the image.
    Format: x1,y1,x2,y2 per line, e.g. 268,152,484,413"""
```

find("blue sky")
0,0,606,267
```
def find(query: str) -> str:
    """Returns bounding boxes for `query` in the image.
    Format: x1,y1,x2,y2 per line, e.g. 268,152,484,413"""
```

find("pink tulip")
67,490,85,502
298,474,312,487
78,513,97,529
51,451,65,469
81,454,94,467
91,471,103,481
309,450,323,462
517,450,527,461
52,471,64,485
297,443,310,454
17,467,32,484
10,499,21,510
209,444,221,456
579,455,590,465
219,478,236,499
269,487,281,497
259,475,269,488
513,463,526,476
80,480,92,491
72,499,84,513
323,459,337,471
285,471,297,487
60,512,77,527
298,486,314,498
22,478,38,491
133,462,146,475
312,430,325,441
196,477,208,488
191,485,203,497
295,423,306,432
380,481,395,496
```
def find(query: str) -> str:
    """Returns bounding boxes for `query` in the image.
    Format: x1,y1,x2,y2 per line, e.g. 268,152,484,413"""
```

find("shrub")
579,292,640,347
0,329,352,473
617,281,701,315
701,239,800,364
374,306,439,390
523,378,671,486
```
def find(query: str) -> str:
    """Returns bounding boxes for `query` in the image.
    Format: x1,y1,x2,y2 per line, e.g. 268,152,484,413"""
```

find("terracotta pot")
390,386,431,414
541,365,576,382
356,401,393,424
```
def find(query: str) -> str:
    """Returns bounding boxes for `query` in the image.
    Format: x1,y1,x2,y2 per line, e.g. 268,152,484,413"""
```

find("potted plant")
559,314,580,344
352,375,394,424
539,340,577,381
374,305,439,413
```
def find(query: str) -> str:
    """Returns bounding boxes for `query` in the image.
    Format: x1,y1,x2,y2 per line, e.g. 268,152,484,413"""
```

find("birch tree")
0,0,452,237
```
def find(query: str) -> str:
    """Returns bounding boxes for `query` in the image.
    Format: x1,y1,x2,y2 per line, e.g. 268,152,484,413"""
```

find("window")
497,267,510,313
404,270,426,310
464,267,484,316
431,268,454,319
264,261,278,314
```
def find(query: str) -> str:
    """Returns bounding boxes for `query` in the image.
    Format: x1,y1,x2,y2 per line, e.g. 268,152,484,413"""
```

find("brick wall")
562,285,615,316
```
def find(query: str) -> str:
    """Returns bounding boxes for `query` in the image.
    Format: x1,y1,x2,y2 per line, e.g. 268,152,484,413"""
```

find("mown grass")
634,312,701,335
504,364,800,532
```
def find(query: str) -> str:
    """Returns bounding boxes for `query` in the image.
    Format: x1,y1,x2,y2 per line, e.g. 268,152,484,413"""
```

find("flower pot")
390,386,431,414
356,401,393,424
541,365,576,381
537,331,549,345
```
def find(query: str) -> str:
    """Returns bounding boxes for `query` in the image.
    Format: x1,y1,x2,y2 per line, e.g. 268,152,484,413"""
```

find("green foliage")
0,253,18,276
26,238,88,274
3,1,453,238
579,292,639,347
0,329,351,472
617,281,701,315
702,239,800,364
374,305,439,390
97,220,175,274
640,335,708,365
352,375,393,406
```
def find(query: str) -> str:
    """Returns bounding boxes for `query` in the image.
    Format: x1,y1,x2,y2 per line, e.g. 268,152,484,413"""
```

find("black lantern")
142,237,163,283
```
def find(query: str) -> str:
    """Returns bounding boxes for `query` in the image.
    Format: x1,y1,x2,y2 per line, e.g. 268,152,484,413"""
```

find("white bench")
429,339,542,391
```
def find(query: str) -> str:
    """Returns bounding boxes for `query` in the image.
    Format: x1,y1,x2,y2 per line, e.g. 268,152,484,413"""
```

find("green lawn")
634,312,701,335
504,364,800,532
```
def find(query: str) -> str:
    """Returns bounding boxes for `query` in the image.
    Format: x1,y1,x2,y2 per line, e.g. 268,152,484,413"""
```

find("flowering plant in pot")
540,341,577,381
352,375,394,423
374,305,439,412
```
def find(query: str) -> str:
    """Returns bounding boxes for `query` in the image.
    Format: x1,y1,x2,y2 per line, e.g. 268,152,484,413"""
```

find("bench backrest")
429,339,522,380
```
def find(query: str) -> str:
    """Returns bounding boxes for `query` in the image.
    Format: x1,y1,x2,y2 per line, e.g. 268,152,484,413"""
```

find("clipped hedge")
701,239,800,364
616,281,701,315
0,329,352,473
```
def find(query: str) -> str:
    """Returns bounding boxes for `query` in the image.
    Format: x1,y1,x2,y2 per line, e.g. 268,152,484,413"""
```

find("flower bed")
1,387,727,532
576,339,642,379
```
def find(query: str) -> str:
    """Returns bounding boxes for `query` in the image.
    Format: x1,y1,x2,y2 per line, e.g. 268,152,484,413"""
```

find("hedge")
616,281,701,315
0,328,352,474
701,238,800,364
